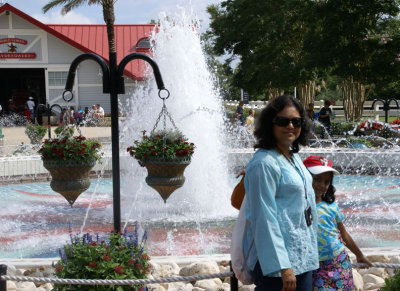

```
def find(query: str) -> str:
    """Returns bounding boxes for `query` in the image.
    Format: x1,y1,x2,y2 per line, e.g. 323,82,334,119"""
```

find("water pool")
0,175,399,259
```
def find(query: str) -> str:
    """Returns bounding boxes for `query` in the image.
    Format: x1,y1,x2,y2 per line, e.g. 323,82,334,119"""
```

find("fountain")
0,8,400,260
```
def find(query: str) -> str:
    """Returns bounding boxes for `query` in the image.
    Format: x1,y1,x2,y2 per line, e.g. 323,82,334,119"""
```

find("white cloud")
32,10,96,24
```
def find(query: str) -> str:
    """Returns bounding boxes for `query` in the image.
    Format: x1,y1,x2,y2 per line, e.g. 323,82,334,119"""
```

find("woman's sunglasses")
273,116,303,128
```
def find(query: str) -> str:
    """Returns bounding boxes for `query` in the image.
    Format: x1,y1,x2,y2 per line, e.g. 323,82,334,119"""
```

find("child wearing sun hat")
303,155,372,291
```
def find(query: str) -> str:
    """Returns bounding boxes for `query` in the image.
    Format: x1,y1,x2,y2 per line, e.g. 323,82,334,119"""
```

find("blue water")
0,175,399,259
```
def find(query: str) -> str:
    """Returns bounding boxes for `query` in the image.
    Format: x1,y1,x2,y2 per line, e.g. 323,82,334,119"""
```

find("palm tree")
42,0,116,53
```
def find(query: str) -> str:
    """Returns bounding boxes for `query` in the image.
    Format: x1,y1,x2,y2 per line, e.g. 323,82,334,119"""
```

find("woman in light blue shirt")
243,95,319,291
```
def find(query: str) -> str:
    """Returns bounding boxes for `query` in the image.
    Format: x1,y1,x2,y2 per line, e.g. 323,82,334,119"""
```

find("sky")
3,0,222,30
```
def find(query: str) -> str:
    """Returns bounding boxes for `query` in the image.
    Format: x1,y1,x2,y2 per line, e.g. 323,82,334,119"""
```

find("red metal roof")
0,3,155,80
48,24,155,80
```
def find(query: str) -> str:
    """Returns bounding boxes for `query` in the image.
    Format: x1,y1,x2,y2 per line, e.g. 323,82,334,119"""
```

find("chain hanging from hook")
58,90,82,138
150,89,178,158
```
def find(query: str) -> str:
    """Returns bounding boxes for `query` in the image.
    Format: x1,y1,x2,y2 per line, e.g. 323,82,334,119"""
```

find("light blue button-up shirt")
243,149,319,277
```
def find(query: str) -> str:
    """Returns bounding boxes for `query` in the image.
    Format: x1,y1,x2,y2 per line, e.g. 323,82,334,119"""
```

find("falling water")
119,9,235,223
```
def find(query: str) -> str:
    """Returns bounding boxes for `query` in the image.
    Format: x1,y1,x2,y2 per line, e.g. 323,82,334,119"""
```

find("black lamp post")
371,98,400,123
64,52,166,232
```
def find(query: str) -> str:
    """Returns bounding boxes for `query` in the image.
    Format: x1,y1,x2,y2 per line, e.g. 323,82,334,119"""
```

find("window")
48,71,68,86
136,38,151,52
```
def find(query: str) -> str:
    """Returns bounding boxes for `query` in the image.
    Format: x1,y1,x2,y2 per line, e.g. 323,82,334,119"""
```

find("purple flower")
313,277,324,287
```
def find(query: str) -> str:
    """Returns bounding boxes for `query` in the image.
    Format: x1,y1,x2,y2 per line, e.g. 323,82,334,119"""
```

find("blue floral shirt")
243,149,319,277
316,201,345,261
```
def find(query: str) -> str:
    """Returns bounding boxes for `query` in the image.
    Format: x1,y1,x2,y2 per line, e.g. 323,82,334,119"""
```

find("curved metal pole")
34,103,63,138
116,53,165,94
65,53,111,93
371,99,385,122
372,98,400,123
64,51,166,233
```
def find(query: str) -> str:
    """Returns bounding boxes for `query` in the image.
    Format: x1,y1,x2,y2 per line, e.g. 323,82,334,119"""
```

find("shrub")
380,270,400,291
346,137,372,148
53,226,150,291
24,124,48,140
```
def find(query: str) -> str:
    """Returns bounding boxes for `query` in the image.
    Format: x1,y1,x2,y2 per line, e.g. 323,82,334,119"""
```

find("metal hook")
158,88,170,100
62,90,74,102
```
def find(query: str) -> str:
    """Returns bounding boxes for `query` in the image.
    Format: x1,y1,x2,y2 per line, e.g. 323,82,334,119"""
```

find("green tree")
43,0,116,54
207,0,318,105
307,0,400,120
201,31,241,100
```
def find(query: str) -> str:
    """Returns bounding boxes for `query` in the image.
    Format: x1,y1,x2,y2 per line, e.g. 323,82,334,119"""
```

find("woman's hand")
281,268,296,291
356,255,373,268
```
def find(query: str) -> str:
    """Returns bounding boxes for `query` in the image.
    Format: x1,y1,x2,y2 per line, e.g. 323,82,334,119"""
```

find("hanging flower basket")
127,129,195,202
38,125,102,206
25,124,48,144
142,157,191,202
43,160,96,206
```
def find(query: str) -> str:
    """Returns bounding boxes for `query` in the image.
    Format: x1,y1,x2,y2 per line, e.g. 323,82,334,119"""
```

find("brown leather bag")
231,171,246,210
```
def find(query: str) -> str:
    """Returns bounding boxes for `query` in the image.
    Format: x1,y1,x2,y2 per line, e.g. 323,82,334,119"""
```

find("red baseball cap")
303,155,340,175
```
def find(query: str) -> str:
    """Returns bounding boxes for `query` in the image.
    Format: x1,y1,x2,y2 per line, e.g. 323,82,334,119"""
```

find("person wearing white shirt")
26,97,35,123
96,104,105,118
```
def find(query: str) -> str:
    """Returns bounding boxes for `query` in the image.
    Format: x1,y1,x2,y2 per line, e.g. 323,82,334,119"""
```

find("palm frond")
43,0,101,15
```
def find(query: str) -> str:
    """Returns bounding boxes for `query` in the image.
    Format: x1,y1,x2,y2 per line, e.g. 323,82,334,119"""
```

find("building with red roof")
0,3,155,115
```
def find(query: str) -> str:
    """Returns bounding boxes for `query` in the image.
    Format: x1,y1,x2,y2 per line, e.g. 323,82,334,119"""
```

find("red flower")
140,254,150,260
128,259,136,265
113,265,124,274
55,266,63,272
104,245,109,249
90,241,97,246
89,262,97,268
102,255,111,261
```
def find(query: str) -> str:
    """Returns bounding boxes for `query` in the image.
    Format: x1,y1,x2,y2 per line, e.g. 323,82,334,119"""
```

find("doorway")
0,68,46,113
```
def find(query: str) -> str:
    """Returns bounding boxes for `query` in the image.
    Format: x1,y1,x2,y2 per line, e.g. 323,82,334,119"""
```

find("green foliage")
54,125,75,138
381,270,400,291
127,130,195,165
39,135,102,163
330,122,358,136
53,227,150,291
201,31,241,100
25,124,48,140
346,137,372,148
207,0,316,95
208,0,400,99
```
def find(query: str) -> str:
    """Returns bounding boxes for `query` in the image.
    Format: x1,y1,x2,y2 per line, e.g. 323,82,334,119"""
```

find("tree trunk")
268,88,284,100
297,80,315,109
341,76,366,121
102,0,116,53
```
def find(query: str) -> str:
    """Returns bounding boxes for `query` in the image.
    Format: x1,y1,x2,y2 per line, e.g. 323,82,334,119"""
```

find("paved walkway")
0,126,111,146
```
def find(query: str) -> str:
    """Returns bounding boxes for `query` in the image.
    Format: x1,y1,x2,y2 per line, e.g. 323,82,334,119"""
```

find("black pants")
250,261,312,291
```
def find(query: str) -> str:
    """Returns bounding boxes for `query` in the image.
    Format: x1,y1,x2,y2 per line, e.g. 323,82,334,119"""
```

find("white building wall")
0,8,141,114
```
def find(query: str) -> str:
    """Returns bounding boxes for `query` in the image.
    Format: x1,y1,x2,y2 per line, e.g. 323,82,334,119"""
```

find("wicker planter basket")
143,157,191,202
43,160,96,206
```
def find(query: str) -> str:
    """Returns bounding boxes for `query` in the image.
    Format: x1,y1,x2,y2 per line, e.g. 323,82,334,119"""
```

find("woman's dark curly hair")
254,94,312,153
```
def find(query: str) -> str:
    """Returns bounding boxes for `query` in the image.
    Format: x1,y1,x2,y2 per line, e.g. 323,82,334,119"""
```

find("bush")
24,124,48,140
346,137,372,148
381,270,400,291
53,227,150,291
330,122,358,136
